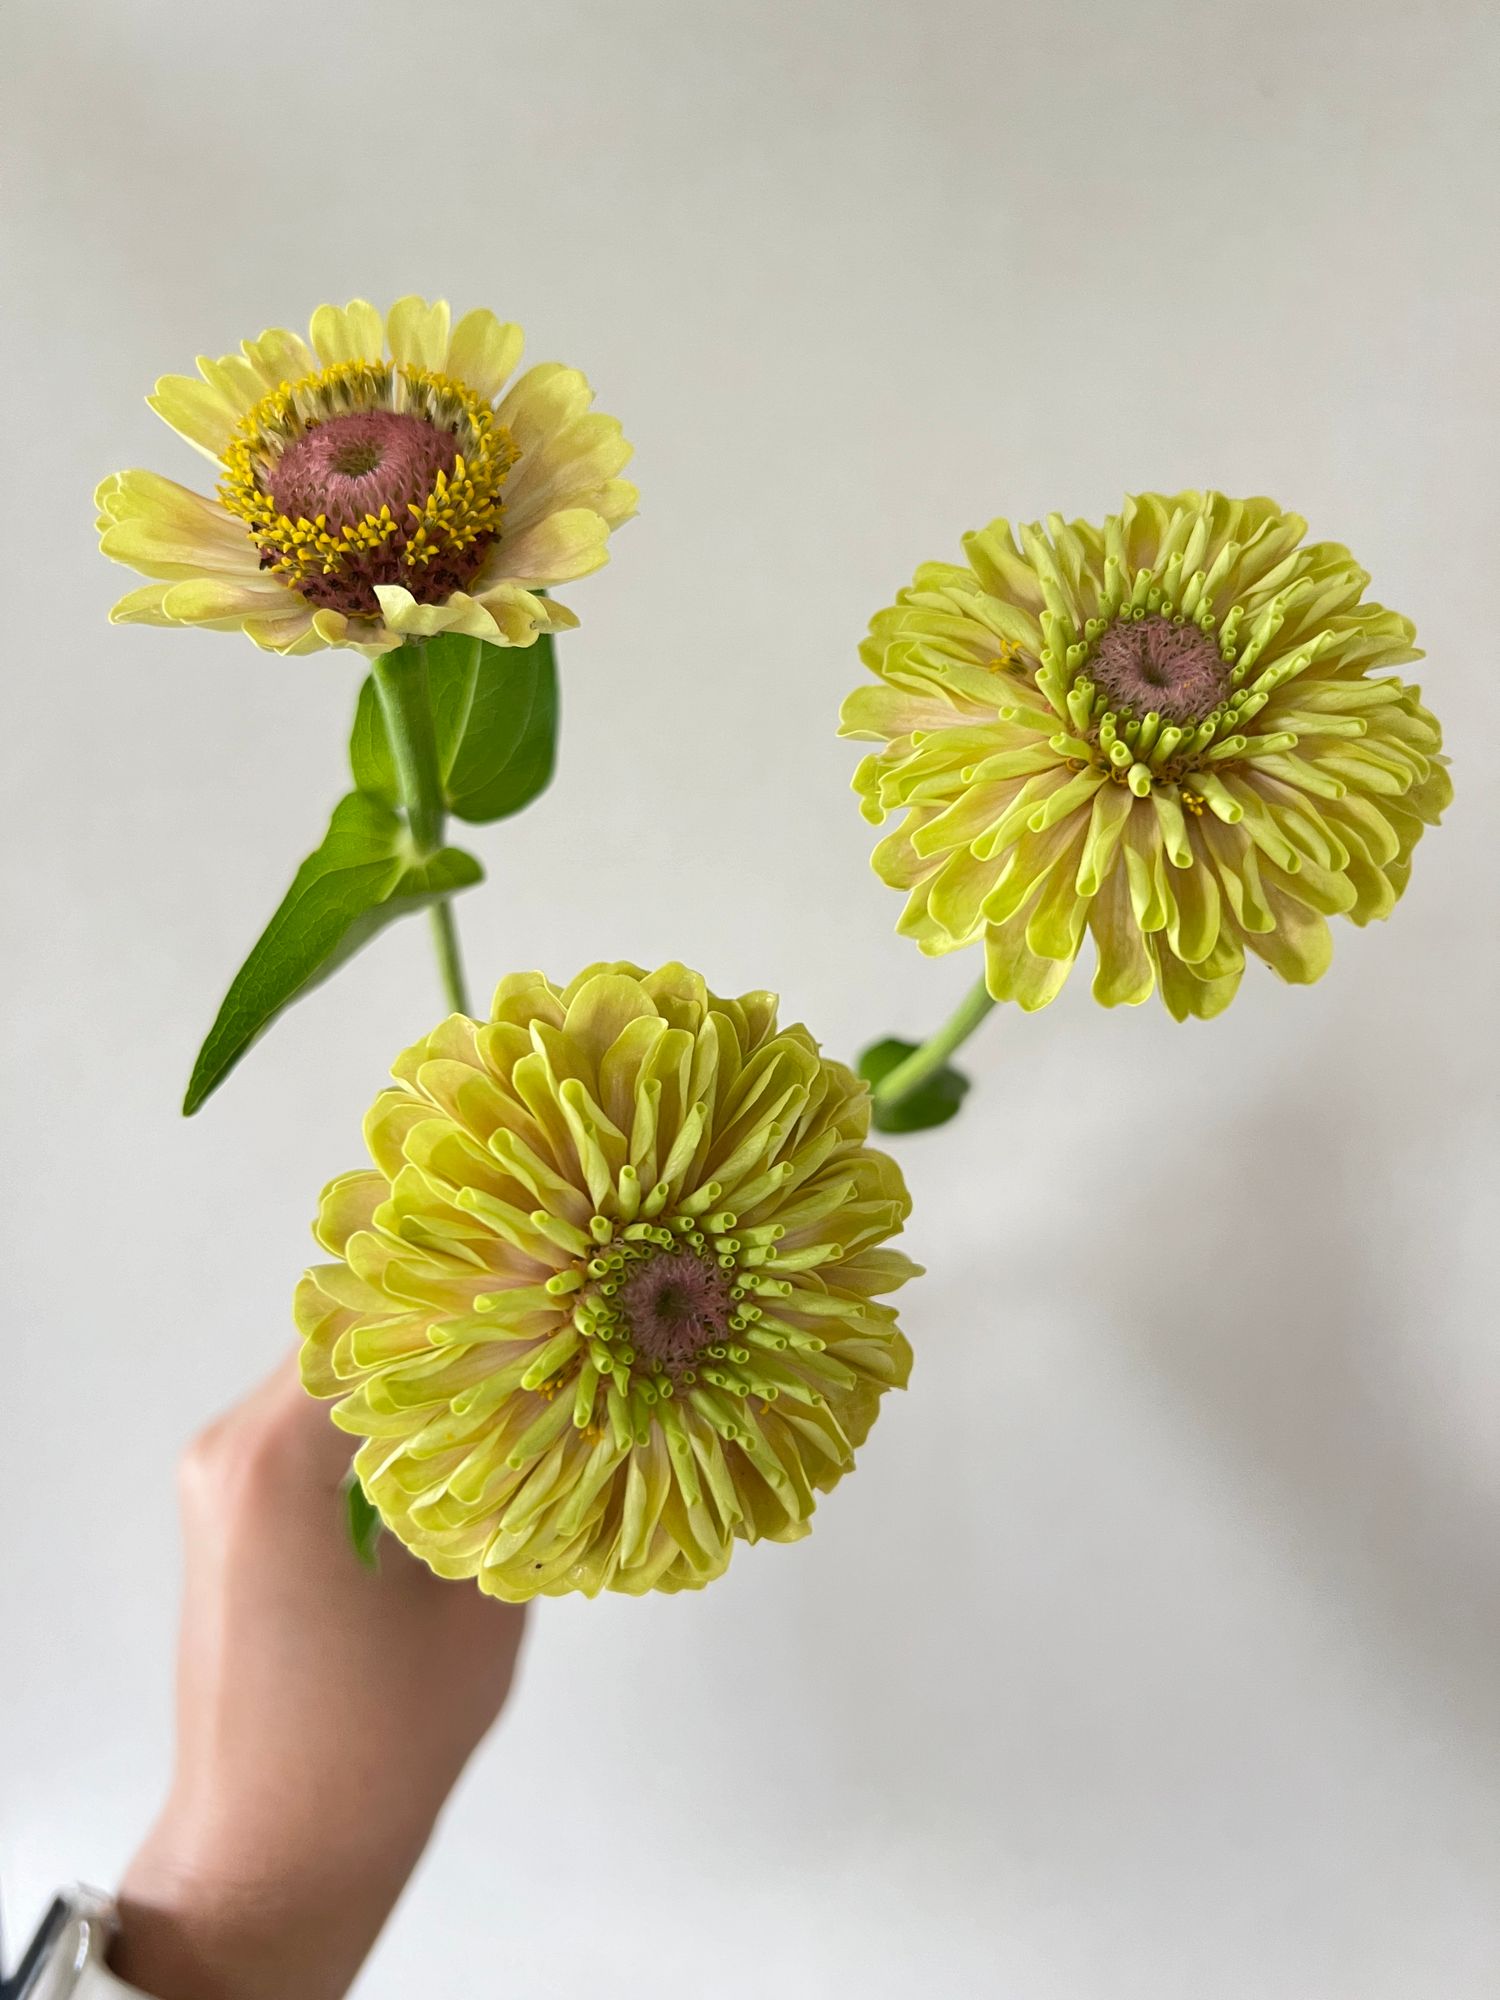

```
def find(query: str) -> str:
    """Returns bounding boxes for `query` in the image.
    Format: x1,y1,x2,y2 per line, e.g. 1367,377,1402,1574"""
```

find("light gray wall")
3,2,1498,1993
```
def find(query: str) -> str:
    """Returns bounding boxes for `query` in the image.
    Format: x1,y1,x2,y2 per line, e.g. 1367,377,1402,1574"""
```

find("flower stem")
428,900,471,1017
872,974,996,1115
371,641,474,1017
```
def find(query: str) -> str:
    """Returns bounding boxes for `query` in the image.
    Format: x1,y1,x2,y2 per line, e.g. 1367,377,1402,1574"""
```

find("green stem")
873,975,996,1115
428,900,470,1017
371,642,473,1016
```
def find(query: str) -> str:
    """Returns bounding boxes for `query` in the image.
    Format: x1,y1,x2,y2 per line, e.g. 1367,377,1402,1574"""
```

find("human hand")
111,1355,528,2000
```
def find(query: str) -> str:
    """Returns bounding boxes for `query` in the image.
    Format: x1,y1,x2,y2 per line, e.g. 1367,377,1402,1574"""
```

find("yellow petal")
97,470,257,579
447,308,524,399
562,972,661,1071
107,583,176,626
242,609,324,654
147,371,241,461
500,412,635,534
594,478,638,526
311,609,350,645
494,508,612,586
308,298,384,366
161,575,299,622
495,362,594,453
372,585,496,643
470,582,580,645
386,294,452,372
241,325,318,389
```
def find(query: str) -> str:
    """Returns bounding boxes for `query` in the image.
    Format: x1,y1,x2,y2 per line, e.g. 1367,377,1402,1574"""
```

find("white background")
3,2,1499,1993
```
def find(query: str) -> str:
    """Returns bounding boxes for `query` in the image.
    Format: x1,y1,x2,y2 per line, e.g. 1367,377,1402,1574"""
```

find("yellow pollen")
986,639,1024,671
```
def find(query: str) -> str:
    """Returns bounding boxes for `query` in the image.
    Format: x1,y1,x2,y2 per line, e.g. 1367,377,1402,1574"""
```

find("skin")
112,1356,527,2000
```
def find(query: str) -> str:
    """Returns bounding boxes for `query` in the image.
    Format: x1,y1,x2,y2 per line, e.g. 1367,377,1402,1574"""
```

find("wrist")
112,1803,427,2000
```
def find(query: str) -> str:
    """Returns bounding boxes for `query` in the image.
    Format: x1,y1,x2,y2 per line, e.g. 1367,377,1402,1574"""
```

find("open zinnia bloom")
843,492,1451,1018
297,963,919,1599
96,296,635,656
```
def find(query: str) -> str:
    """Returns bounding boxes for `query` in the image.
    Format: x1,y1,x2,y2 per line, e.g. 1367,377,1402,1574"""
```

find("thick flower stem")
371,641,473,1017
872,975,997,1115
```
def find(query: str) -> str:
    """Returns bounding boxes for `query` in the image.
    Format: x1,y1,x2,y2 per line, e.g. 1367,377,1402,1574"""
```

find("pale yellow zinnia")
297,963,920,1600
96,296,636,657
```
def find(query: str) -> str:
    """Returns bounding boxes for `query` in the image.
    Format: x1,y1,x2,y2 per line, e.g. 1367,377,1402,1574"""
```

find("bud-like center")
1089,614,1229,725
268,409,458,532
614,1247,734,1371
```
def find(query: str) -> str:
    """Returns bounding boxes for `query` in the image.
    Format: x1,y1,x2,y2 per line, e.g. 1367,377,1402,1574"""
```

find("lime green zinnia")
843,492,1451,1018
296,963,919,1600
96,295,636,657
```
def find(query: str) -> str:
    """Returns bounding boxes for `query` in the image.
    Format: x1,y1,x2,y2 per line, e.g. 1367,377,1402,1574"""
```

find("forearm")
103,1360,526,2000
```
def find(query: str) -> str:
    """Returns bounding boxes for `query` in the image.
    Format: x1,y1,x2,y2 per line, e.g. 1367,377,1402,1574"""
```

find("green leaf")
344,1472,383,1569
444,633,558,822
858,1037,972,1134
349,632,558,825
348,677,398,806
183,791,483,1114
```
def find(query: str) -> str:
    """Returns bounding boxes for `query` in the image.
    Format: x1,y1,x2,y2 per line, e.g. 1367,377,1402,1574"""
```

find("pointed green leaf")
349,632,558,824
344,1472,384,1569
858,1037,971,1134
184,791,483,1115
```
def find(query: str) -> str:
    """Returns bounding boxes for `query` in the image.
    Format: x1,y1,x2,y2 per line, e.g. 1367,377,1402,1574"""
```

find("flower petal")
386,294,452,372
308,298,385,366
446,308,524,400
492,508,612,586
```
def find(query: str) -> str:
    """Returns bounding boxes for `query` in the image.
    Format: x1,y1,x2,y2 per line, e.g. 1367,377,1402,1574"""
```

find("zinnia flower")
296,963,919,1599
96,296,635,657
842,491,1451,1018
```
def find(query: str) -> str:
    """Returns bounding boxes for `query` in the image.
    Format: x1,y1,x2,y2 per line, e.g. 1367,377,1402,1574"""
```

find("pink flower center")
614,1248,734,1371
1089,614,1229,724
268,410,458,531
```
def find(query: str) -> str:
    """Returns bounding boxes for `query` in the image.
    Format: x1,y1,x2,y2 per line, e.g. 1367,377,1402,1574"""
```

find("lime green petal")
1246,890,1334,984
1089,865,1156,1006
1152,942,1243,1021
985,907,1072,1009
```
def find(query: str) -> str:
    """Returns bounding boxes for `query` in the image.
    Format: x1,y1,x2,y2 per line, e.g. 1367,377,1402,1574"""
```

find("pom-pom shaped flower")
843,492,1451,1018
296,963,919,1599
97,296,635,658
